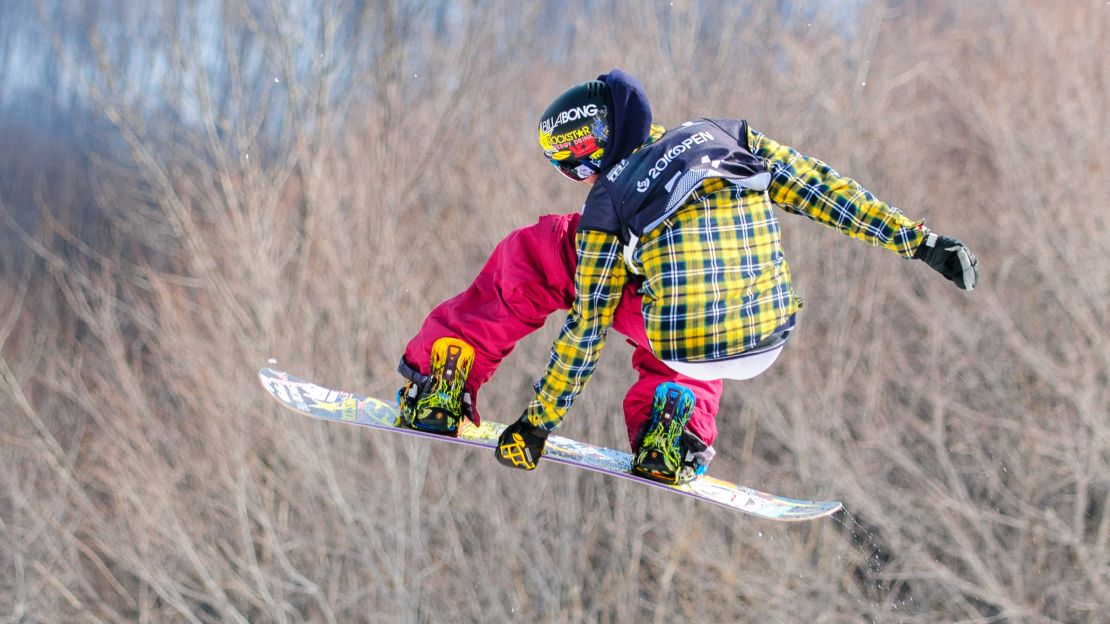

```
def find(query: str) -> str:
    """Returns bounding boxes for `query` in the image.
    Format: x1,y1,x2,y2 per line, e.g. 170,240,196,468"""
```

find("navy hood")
597,69,652,171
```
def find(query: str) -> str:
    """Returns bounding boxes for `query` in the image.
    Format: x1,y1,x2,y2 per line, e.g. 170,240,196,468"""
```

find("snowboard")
259,367,842,521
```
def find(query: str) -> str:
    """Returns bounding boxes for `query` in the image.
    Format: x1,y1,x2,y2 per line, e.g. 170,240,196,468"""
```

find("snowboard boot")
399,337,474,436
632,382,699,485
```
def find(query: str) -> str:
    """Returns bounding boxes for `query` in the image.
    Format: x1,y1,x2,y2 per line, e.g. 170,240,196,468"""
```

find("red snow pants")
401,213,723,449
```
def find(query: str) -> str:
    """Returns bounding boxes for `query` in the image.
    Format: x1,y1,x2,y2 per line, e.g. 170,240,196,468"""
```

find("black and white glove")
914,231,980,290
495,417,549,471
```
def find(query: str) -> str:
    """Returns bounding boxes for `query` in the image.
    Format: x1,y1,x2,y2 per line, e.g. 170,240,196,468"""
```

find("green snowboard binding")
632,382,702,485
398,337,474,436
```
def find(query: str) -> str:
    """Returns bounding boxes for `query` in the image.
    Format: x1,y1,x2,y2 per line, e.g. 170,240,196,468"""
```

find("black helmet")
538,80,610,181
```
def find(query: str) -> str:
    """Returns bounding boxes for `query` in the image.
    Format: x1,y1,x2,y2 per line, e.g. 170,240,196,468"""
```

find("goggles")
549,157,600,182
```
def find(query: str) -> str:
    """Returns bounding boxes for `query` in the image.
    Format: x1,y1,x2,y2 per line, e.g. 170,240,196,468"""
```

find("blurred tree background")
1,1,1107,622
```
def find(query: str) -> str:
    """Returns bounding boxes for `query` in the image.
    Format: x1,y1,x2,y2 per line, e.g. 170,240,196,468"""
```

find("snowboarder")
398,69,979,485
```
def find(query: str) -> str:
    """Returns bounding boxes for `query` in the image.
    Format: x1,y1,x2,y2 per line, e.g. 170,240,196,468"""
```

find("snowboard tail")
259,367,843,521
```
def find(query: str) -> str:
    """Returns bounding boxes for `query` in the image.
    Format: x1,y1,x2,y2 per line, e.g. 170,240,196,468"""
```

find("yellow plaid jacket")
524,126,927,431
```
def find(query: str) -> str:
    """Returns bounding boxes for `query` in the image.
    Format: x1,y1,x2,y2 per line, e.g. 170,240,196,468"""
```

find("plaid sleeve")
523,229,627,431
748,127,926,257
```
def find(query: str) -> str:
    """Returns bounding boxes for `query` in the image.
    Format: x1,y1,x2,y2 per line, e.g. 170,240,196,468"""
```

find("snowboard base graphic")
259,368,842,521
